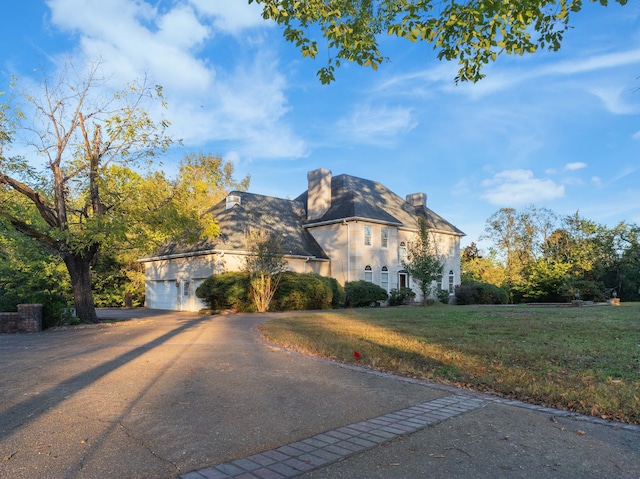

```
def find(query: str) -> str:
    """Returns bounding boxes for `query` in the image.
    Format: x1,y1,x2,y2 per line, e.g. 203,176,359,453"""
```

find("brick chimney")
406,192,427,208
307,168,332,221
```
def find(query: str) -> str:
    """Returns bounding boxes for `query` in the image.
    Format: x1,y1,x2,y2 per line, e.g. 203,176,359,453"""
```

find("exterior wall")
143,252,328,311
307,221,462,303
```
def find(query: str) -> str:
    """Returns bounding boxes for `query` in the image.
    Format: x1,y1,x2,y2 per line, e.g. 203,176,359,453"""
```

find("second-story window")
381,228,389,248
398,241,407,262
364,225,372,246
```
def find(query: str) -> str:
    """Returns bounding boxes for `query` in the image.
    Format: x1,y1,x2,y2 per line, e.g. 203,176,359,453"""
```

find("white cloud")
335,104,417,146
589,86,640,115
481,169,565,206
591,176,602,187
564,162,587,171
44,0,306,160
188,0,266,34
632,131,640,140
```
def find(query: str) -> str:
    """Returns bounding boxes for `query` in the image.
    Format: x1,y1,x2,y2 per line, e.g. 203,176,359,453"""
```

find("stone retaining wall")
0,304,43,333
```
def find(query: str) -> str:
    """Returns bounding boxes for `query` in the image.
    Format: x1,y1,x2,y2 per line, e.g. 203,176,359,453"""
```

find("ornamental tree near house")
0,63,172,323
402,216,444,304
244,230,288,312
250,0,628,84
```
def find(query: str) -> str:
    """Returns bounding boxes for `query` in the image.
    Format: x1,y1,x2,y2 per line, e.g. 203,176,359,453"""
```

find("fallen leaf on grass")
577,430,585,436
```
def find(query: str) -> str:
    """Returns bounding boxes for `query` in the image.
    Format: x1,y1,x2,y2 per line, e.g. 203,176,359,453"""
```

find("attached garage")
146,280,178,311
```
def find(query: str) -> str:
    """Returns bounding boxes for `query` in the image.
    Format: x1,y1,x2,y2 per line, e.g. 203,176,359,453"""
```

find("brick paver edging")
177,394,485,479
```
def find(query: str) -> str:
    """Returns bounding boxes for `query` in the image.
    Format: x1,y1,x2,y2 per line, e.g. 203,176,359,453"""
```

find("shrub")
0,290,70,329
388,287,416,306
272,272,335,311
436,288,451,304
195,272,253,312
328,277,346,308
344,280,388,307
455,282,509,305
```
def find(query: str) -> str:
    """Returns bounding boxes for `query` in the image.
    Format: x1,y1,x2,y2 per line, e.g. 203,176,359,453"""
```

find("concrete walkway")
0,309,638,479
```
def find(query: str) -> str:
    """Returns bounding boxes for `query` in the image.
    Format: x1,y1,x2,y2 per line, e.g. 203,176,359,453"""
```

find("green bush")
195,272,253,312
272,272,337,311
196,271,344,312
436,288,451,304
455,282,508,305
388,287,416,306
0,290,70,329
328,277,346,308
344,280,388,307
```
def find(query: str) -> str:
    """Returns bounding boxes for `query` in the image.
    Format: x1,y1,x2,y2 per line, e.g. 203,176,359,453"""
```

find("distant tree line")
462,206,640,303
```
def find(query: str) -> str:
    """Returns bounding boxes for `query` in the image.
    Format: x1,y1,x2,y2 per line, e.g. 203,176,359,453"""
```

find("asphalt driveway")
1,309,638,479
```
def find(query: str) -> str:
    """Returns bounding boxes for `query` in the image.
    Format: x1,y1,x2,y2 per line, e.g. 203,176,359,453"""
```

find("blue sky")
2,1,639,249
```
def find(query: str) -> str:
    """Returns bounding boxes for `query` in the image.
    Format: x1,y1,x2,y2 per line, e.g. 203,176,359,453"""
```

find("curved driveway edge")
1,308,638,479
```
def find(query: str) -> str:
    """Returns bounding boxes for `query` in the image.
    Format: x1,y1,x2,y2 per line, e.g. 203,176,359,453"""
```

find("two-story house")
140,168,465,311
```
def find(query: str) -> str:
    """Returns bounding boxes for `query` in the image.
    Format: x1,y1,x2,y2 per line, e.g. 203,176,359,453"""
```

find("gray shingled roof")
296,174,465,235
146,192,328,259
144,172,464,260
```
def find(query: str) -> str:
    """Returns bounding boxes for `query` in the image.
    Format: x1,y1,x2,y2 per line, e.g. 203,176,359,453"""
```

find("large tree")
250,0,627,83
0,63,172,323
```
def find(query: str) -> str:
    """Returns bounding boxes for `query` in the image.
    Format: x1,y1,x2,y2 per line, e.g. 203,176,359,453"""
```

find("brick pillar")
17,304,43,333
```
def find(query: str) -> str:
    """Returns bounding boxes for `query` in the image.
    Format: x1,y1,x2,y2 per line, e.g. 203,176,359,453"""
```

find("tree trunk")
63,252,98,324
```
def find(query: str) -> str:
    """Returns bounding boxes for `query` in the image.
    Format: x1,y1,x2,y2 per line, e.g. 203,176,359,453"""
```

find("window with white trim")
381,266,389,291
381,228,389,249
364,225,372,246
448,270,455,294
364,265,373,282
398,241,407,262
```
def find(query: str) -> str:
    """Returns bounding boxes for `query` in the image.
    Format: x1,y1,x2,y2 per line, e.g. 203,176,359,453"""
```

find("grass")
258,303,640,424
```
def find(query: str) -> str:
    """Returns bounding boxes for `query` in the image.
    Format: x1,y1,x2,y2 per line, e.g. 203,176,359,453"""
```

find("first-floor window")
381,266,389,291
448,270,455,294
365,265,373,282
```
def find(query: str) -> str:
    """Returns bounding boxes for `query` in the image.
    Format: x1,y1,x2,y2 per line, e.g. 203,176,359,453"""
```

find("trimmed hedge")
272,272,343,311
195,272,253,312
196,271,345,312
455,282,509,305
344,280,388,307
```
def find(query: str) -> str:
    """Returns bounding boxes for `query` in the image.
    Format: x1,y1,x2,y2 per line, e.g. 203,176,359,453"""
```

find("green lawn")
258,303,640,424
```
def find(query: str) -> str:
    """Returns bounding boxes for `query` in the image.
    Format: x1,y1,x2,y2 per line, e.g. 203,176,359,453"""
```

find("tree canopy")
0,63,249,323
250,0,627,83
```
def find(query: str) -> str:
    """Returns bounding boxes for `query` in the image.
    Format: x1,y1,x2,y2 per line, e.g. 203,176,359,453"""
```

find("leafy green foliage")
344,280,388,307
272,272,341,310
402,216,444,303
455,281,509,305
388,287,416,306
196,271,344,312
250,0,626,83
195,272,253,312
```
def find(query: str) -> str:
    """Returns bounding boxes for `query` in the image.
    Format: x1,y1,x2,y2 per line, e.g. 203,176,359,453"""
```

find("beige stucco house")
140,168,465,311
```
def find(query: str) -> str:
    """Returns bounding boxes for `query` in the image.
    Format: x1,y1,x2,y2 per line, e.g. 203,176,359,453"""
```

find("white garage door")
147,280,178,310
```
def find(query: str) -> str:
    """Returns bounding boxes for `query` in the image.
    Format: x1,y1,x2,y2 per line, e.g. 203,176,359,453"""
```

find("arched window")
398,242,407,262
381,266,389,291
448,270,455,294
364,265,373,282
